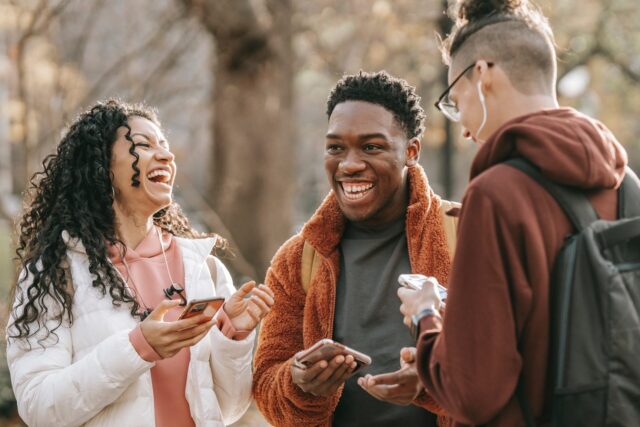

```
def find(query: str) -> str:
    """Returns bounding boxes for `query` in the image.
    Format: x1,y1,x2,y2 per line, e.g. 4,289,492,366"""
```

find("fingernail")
320,361,327,368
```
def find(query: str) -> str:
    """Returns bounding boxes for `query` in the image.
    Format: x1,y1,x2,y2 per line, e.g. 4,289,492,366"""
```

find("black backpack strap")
619,167,640,218
598,217,640,250
503,158,599,231
503,157,600,427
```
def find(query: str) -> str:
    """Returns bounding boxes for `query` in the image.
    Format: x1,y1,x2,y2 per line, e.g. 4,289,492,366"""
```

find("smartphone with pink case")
295,339,371,374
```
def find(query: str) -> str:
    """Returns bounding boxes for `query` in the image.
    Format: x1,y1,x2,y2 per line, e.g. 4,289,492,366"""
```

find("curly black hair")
326,70,426,140
9,99,225,343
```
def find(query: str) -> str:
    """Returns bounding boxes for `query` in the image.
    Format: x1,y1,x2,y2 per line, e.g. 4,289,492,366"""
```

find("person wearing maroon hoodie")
397,0,638,426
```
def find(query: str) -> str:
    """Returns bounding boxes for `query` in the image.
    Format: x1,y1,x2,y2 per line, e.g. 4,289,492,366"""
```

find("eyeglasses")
434,62,493,122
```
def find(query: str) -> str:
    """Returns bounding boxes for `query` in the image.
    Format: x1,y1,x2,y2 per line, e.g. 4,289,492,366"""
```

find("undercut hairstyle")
441,0,557,95
9,99,226,344
326,70,426,140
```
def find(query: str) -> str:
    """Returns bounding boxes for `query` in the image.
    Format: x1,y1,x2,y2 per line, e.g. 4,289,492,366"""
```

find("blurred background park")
0,0,638,425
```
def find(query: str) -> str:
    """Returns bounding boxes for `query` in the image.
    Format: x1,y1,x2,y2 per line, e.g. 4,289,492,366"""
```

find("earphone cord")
117,256,151,312
157,226,176,285
112,227,178,316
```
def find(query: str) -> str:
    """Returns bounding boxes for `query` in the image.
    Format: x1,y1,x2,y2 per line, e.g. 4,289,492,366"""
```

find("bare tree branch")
174,174,258,281
76,7,188,109
17,0,47,41
600,48,640,83
557,1,639,84
557,43,602,81
556,0,610,80
295,25,344,76
342,14,378,72
146,83,207,107
181,0,273,74
32,0,73,35
11,0,76,191
69,0,107,67
134,24,200,99
30,7,189,154
182,0,260,39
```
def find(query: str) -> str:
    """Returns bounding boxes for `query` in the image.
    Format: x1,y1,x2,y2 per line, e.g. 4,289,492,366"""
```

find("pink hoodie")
109,228,195,427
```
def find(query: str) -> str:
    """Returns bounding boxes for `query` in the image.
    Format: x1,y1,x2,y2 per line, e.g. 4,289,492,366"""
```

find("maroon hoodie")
416,108,634,426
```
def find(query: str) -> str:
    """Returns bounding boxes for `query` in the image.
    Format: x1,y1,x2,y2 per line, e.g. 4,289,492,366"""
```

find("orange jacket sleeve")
252,245,339,426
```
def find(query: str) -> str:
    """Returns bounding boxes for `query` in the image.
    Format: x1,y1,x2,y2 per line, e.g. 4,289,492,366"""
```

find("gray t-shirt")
332,218,437,427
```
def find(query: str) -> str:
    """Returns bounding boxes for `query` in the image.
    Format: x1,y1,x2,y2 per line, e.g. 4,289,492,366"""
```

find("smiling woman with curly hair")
6,99,274,427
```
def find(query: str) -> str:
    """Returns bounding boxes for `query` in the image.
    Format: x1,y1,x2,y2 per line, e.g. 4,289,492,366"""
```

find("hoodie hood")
106,226,172,263
470,108,627,190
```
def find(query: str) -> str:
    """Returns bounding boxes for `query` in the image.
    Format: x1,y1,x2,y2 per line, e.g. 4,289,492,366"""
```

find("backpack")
505,158,640,427
300,199,460,293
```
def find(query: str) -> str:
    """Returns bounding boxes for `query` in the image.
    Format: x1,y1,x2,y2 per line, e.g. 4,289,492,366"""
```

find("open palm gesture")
223,281,274,332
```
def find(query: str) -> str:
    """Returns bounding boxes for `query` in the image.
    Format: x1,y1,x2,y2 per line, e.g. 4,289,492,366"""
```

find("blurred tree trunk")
182,0,294,278
9,0,71,195
11,11,36,196
0,58,11,200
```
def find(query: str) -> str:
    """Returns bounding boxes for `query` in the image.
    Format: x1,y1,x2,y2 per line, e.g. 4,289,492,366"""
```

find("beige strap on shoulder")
439,199,460,260
301,240,321,294
206,255,219,289
62,256,75,296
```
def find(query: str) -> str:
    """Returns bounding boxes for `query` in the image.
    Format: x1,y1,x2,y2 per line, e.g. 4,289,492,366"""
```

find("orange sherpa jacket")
253,165,453,427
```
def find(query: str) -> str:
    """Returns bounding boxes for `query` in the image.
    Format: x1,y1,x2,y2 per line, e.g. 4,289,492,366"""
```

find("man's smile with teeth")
340,182,374,201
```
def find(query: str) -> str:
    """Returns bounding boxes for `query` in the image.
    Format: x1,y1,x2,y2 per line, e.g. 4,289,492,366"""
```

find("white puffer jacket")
6,233,254,427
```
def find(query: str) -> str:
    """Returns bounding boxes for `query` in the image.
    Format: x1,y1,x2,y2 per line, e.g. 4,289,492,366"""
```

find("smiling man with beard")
253,71,457,426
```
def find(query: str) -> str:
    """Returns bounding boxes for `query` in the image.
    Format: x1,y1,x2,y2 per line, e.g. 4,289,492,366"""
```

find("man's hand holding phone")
290,339,369,397
140,299,216,359
291,353,357,397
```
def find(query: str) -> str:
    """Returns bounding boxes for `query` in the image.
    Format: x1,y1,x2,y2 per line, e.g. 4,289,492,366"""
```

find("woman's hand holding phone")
291,352,358,397
223,281,275,332
139,281,274,359
140,299,216,359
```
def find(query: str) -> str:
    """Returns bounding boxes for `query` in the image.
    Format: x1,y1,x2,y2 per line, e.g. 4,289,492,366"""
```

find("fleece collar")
301,165,438,257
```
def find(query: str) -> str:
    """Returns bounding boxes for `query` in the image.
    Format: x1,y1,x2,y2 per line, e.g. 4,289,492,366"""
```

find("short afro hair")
326,71,426,140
